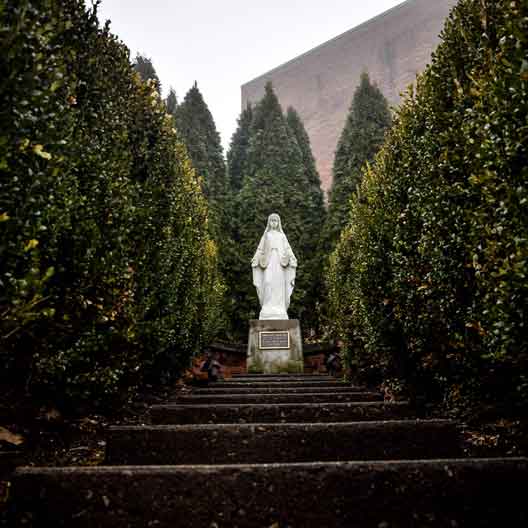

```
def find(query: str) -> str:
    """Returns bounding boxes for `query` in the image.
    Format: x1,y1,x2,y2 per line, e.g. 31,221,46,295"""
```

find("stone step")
105,420,461,465
191,385,363,394
149,401,413,424
12,458,528,526
171,391,383,405
213,380,345,388
231,373,331,378
227,376,334,382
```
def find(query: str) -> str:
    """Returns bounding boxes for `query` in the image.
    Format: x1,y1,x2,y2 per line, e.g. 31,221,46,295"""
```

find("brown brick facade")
241,0,458,194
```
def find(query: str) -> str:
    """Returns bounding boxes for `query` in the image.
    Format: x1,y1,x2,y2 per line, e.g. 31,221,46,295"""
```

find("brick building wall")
241,0,458,194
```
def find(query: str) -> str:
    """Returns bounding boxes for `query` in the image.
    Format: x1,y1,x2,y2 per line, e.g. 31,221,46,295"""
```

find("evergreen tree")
230,83,318,337
0,0,222,408
286,107,326,332
325,0,528,417
323,72,392,251
223,103,253,337
174,83,227,206
227,103,253,192
286,107,324,201
173,82,231,336
165,87,178,117
132,53,161,93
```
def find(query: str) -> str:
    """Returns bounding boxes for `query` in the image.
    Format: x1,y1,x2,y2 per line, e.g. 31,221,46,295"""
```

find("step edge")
14,457,528,475
150,401,410,410
107,419,457,432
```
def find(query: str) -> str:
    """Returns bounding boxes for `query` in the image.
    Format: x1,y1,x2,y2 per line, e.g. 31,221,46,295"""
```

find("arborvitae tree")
286,107,326,332
230,83,317,337
323,72,391,251
165,87,178,117
173,82,231,335
174,82,227,207
222,103,253,336
132,53,161,93
227,103,253,192
286,107,324,201
327,0,528,417
0,0,222,409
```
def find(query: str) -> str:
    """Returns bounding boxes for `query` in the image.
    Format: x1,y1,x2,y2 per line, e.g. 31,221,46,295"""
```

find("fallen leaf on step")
0,426,24,446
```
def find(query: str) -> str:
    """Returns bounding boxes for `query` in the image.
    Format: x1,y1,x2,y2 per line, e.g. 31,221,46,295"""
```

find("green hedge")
327,0,528,417
0,0,223,408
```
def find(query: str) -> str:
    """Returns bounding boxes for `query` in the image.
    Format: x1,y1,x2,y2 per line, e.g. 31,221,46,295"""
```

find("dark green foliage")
286,107,326,333
327,0,528,417
174,83,227,204
326,166,401,384
227,103,253,192
323,72,392,251
223,103,254,338
172,82,232,339
132,53,161,93
228,83,325,338
0,0,222,409
172,82,230,328
165,87,178,117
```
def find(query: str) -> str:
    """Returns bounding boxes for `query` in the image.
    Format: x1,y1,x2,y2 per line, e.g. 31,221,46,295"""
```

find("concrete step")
231,373,331,378
191,385,363,394
105,420,461,465
149,401,414,424
226,377,334,383
171,391,383,405
11,458,528,526
211,380,345,388
211,378,342,387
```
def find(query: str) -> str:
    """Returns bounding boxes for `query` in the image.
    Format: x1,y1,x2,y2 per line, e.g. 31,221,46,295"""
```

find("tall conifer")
132,53,161,93
174,83,227,206
174,83,230,336
165,87,178,117
286,107,326,332
223,103,253,337
323,72,392,251
227,103,253,192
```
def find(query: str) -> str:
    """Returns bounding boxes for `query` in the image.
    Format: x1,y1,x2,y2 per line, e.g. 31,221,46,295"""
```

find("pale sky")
98,0,405,151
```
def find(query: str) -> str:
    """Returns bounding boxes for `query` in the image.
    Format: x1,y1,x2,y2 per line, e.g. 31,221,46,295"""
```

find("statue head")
266,213,283,233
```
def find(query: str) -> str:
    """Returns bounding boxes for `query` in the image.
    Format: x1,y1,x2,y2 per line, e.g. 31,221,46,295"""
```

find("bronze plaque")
259,331,290,350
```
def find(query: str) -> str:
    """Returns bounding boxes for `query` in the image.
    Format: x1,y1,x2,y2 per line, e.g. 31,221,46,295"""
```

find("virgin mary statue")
251,213,298,320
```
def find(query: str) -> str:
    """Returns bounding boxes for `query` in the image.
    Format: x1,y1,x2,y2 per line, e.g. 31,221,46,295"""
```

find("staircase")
10,373,528,526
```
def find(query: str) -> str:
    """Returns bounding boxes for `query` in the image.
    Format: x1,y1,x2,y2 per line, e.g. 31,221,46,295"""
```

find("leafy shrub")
0,0,222,409
327,0,528,417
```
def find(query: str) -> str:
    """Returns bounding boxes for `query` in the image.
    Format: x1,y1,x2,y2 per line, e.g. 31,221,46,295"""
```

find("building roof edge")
241,0,418,89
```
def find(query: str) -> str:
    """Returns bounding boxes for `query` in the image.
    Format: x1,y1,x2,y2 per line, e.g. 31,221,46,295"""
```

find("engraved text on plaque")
259,331,290,350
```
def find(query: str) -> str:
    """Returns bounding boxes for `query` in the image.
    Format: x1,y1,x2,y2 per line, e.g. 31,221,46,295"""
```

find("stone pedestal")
247,319,303,374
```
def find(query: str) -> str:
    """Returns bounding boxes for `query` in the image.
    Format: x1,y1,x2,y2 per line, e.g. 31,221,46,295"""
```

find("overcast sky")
98,0,404,151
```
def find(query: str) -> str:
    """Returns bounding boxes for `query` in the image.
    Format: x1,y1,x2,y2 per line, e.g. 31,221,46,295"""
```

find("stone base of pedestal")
247,319,303,374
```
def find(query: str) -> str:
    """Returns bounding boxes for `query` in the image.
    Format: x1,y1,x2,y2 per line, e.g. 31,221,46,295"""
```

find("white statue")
251,213,297,320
